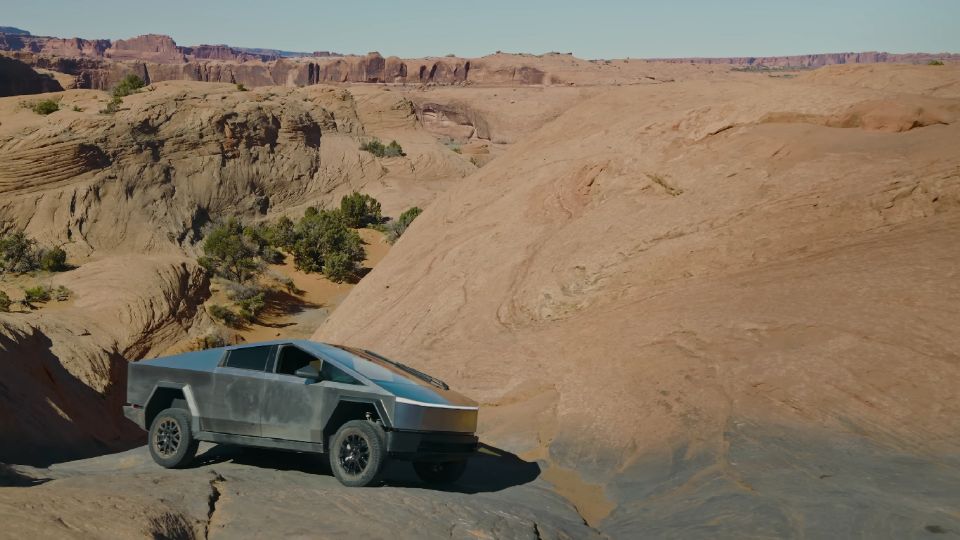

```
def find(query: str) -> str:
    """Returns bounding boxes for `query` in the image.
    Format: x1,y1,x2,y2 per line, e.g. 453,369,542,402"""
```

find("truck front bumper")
386,430,479,461
122,405,146,429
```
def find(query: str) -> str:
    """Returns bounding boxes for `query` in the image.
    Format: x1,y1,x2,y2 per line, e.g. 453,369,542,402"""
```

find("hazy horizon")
3,0,959,59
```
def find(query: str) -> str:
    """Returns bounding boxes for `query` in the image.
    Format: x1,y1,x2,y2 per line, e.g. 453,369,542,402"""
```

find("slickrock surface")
0,445,597,539
316,63,960,535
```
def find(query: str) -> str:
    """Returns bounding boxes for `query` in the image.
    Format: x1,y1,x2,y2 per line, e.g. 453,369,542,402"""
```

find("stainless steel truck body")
124,340,479,486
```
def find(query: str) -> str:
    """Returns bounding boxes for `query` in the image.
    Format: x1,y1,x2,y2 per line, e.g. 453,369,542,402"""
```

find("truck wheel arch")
323,399,391,443
144,383,200,433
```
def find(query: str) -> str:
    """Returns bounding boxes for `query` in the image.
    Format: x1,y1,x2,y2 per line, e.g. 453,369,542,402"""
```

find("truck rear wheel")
329,420,386,487
148,408,198,469
413,460,467,485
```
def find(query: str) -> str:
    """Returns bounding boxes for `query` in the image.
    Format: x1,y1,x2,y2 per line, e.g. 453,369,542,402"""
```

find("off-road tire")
413,460,468,485
329,420,386,487
148,408,198,469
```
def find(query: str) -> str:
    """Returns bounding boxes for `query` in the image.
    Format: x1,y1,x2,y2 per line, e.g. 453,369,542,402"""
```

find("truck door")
202,344,275,436
261,344,360,443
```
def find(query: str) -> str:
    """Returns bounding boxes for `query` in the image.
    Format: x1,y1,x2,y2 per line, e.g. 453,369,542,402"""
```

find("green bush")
360,138,404,158
23,285,50,303
291,208,365,282
340,191,382,228
236,83,247,91
208,304,241,327
385,206,422,243
263,215,297,249
360,139,386,156
0,231,39,275
383,140,404,157
0,290,10,312
928,59,945,66
200,218,263,283
39,246,68,272
237,292,266,322
31,99,59,115
321,251,357,283
112,74,145,99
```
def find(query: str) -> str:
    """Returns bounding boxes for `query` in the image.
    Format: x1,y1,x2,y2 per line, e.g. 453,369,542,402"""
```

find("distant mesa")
0,29,956,92
0,26,30,35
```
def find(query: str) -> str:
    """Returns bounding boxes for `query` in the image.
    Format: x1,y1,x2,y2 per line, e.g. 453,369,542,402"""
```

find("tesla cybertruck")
124,340,479,487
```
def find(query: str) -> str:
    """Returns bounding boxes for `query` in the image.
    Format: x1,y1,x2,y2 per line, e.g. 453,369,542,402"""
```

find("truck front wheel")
413,460,467,485
329,420,386,487
148,408,198,469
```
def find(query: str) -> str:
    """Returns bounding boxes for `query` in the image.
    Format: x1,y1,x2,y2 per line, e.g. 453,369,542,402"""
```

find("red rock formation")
1,31,956,91
107,34,183,63
40,37,111,58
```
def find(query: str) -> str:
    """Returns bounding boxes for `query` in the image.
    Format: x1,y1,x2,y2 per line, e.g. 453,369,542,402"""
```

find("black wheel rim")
338,433,370,476
154,418,181,457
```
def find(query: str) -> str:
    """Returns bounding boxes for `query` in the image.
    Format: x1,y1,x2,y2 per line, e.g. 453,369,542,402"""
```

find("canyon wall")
2,32,956,92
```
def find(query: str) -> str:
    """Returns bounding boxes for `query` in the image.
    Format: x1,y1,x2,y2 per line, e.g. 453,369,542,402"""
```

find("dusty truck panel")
124,339,479,487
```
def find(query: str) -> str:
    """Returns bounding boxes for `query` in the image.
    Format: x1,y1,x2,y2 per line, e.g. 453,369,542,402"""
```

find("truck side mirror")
295,363,321,381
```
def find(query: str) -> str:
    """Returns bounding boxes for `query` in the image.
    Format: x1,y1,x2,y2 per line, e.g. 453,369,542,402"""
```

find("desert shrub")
340,191,382,228
225,281,262,301
112,74,145,99
291,208,365,282
100,74,145,115
39,246,68,272
0,291,10,312
383,140,404,157
385,206,422,243
360,139,404,158
241,224,285,264
0,231,39,275
278,276,298,293
269,272,299,294
359,138,386,156
263,215,297,249
236,83,247,91
71,105,83,112
197,330,227,350
208,304,241,327
31,99,59,115
321,251,357,283
199,218,263,283
928,59,945,66
23,285,50,303
52,285,71,301
237,292,266,322
100,98,121,114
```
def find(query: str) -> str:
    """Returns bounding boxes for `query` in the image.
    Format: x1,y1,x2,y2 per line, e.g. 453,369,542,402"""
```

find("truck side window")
320,363,361,385
276,346,318,375
224,346,272,371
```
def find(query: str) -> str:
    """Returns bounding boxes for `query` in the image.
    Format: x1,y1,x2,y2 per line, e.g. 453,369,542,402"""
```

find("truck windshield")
329,345,449,390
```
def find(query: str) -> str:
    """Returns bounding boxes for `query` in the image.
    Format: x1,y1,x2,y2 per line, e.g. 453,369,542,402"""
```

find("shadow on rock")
0,463,50,487
190,442,539,493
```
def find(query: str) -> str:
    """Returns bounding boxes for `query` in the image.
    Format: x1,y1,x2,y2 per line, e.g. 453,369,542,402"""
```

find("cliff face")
0,56,63,96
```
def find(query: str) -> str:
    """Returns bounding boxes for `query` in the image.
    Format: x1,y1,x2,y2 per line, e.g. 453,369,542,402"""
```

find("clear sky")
2,0,958,58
